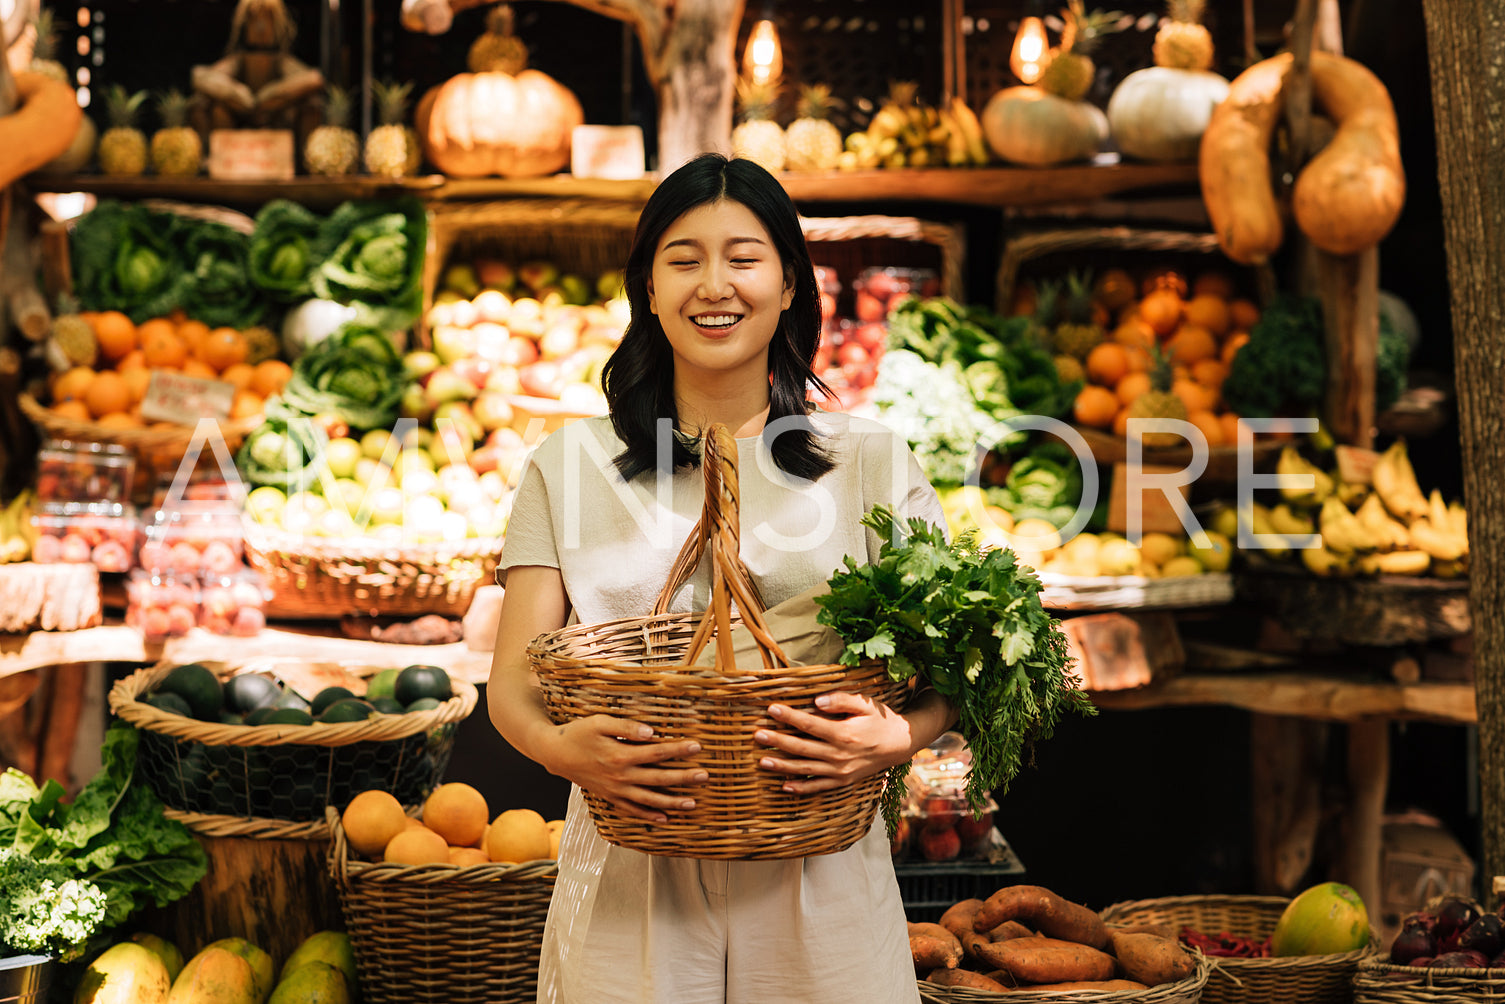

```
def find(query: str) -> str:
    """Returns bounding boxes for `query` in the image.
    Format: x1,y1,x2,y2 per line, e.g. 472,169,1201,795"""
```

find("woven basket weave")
529,424,909,860
1100,895,1380,1004
917,952,1211,1003
1353,957,1505,1003
327,807,556,1004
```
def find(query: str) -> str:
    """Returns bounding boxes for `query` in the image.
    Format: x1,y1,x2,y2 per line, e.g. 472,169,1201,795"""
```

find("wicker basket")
801,214,967,305
1100,895,1380,1004
1037,571,1235,611
242,521,506,619
327,807,556,1004
109,659,477,824
1353,957,1505,1003
918,952,1212,1003
529,424,909,860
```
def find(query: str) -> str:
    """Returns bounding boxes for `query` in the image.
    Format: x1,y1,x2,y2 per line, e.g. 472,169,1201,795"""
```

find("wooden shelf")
27,161,1201,211
1089,671,1476,725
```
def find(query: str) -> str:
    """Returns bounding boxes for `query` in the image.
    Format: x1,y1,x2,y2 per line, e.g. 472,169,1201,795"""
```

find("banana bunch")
0,489,38,563
1220,440,1468,579
838,89,990,171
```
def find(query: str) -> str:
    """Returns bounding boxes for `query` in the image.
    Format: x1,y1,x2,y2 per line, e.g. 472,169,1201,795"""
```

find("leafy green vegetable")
816,506,1096,831
249,199,325,302
235,399,324,492
71,201,187,322
0,724,206,949
872,350,1002,486
278,324,407,432
311,198,427,331
0,851,108,960
180,219,264,329
1221,294,1327,419
1376,309,1411,413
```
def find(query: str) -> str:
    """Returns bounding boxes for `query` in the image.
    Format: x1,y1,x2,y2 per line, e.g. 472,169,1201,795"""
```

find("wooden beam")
1421,0,1505,884
1089,672,1476,725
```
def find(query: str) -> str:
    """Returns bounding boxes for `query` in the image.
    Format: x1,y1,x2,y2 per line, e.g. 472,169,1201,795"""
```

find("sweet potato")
991,921,1037,942
911,934,963,971
1011,980,1150,993
1108,931,1197,986
974,937,1117,984
961,930,995,963
1107,921,1178,941
939,898,987,941
925,969,1011,991
973,886,1110,950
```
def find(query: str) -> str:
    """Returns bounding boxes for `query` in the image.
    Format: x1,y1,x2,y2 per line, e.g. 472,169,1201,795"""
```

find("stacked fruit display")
144,662,456,724
1207,440,1469,579
341,782,563,866
812,266,940,407
1385,894,1505,969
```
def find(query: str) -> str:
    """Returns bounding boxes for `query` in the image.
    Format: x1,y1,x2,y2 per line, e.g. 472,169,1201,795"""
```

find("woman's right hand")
535,716,708,823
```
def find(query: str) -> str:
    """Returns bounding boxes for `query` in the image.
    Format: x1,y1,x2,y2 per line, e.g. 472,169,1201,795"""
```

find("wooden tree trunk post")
652,0,742,172
1421,0,1505,884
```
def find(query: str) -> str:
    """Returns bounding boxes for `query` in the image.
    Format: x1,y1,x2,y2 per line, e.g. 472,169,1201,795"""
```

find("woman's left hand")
753,692,913,793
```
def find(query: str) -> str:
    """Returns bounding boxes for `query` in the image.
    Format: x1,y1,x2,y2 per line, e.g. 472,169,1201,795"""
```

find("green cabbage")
72,201,187,321
248,199,324,302
180,220,263,329
310,198,427,331
278,324,406,433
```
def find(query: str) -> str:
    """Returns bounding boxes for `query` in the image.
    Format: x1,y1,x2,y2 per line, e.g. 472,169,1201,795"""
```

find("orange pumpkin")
416,69,583,179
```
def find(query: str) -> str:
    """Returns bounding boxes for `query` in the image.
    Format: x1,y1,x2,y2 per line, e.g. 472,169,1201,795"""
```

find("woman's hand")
534,716,709,824
752,692,915,794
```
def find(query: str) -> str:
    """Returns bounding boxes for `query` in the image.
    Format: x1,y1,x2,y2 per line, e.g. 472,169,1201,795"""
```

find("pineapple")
1052,270,1106,360
1153,0,1215,71
50,294,97,369
96,85,149,176
1125,347,1188,448
150,90,203,177
1039,0,1127,102
28,8,69,83
468,4,529,74
785,84,844,171
304,85,360,176
364,80,422,178
731,77,786,173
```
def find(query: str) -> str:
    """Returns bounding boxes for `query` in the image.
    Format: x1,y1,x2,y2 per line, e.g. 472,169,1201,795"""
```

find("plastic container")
139,506,245,578
124,569,201,641
198,569,270,637
34,439,136,505
852,266,940,323
29,501,140,571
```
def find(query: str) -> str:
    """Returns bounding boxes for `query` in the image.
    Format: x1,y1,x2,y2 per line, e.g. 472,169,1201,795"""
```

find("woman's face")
646,198,793,386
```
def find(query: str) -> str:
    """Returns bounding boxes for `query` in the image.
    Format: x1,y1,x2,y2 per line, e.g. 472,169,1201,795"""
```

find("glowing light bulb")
743,19,783,87
1010,16,1048,85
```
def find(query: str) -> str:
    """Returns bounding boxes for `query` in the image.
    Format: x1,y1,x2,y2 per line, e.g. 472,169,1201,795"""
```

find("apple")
360,429,395,461
322,437,363,482
431,324,478,365
836,342,869,368
443,263,480,298
487,427,526,452
467,446,502,475
245,486,287,524
518,260,560,293
518,360,566,399
435,401,484,442
399,382,433,423
580,323,622,349
424,367,479,408
426,301,456,329
441,510,471,541
471,321,512,361
485,365,524,395
477,470,508,501
507,298,546,340
558,274,592,305
819,291,836,320
354,458,392,491
472,288,512,323
451,356,495,391
498,336,538,367
368,487,405,525
596,269,626,300
853,322,888,353
956,809,994,854
475,258,516,292
539,322,581,360
317,508,359,538
472,391,516,433
331,477,368,516
855,290,888,322
400,467,440,499
308,412,350,442
449,298,478,330
403,350,441,383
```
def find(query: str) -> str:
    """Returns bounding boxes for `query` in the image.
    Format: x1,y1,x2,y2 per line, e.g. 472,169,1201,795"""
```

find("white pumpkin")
1107,66,1230,162
981,87,1109,167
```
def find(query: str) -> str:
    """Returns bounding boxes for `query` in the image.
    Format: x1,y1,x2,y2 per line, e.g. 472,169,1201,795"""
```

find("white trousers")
537,785,921,1004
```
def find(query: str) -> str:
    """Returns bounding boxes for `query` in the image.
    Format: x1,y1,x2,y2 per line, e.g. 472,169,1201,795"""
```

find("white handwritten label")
140,371,236,425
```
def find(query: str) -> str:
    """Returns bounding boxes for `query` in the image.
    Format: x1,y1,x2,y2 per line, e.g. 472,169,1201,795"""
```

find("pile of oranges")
1063,268,1260,448
341,783,563,867
47,310,291,429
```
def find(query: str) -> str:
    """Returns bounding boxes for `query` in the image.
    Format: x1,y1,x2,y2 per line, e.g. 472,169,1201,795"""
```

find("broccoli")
0,850,108,961
1222,294,1327,419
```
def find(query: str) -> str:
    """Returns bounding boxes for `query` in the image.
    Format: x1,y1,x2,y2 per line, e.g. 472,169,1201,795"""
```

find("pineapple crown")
1061,268,1098,324
796,83,843,122
103,85,148,129
1057,0,1128,56
1147,343,1175,392
323,85,353,128
1032,278,1063,328
372,80,414,126
736,76,780,122
54,291,82,316
156,89,191,129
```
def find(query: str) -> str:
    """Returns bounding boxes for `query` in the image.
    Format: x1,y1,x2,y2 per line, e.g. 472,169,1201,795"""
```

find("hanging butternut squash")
0,72,83,190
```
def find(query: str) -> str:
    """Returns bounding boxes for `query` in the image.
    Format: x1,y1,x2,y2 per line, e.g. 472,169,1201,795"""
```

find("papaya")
267,961,351,1004
204,938,275,1002
129,933,186,983
168,944,265,1004
1271,882,1371,956
278,931,357,990
74,942,171,1004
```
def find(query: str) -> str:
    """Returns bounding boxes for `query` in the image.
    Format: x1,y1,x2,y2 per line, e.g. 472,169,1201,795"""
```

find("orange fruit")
198,327,249,372
230,390,265,420
141,327,189,369
1139,289,1184,337
51,399,92,421
1112,407,1131,438
250,359,293,398
1112,317,1155,351
218,363,255,391
1072,385,1120,429
1183,294,1231,337
1219,412,1244,446
342,790,409,858
485,809,551,864
53,366,96,402
95,411,141,429
384,826,450,866
93,311,137,362
1191,359,1229,390
1115,371,1152,407
1141,268,1189,299
117,349,147,371
122,366,153,404
1084,343,1131,388
83,370,131,419
422,783,490,848
1192,271,1237,300
1093,268,1138,312
448,846,491,867
1188,409,1225,447
1165,325,1218,366
176,319,211,355
1228,298,1261,331
403,817,427,831
179,359,218,380
1173,378,1216,414
547,819,565,859
1221,332,1251,368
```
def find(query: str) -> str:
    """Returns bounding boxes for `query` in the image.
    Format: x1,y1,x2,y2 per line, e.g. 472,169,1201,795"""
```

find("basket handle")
649,424,790,670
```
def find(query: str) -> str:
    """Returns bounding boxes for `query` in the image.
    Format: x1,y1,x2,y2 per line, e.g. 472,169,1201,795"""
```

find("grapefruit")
384,825,450,865
423,782,489,847
342,789,408,857
486,808,551,863
1271,882,1371,956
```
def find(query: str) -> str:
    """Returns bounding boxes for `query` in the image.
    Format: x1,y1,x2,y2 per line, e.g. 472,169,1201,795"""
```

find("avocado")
245,706,276,726
394,665,451,705
318,698,375,723
223,672,282,714
274,688,312,712
369,696,405,715
157,663,224,721
144,691,194,716
311,686,357,716
264,707,314,726
404,697,442,713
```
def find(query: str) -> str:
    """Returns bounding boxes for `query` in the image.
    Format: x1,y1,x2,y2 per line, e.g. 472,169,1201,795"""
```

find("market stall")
1,0,1499,1002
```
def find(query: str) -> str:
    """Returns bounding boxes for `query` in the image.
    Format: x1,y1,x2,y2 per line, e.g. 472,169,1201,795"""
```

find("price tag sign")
140,370,236,425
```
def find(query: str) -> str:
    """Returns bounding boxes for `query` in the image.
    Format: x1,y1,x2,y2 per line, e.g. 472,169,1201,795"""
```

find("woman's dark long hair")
601,154,835,483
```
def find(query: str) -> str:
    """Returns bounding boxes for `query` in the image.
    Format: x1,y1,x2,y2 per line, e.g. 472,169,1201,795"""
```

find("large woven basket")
1353,957,1505,1003
327,807,556,1004
918,953,1211,1003
529,424,909,860
110,659,477,827
1100,895,1380,1004
242,521,506,619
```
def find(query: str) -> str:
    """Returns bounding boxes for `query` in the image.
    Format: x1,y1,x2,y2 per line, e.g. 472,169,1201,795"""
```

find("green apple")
360,429,395,462
444,262,481,299
403,350,442,382
369,487,405,525
1188,530,1233,572
400,468,439,499
431,324,478,366
366,668,401,701
245,486,287,525
559,273,592,306
518,260,560,292
323,437,363,480
400,427,434,453
331,477,369,516
398,449,436,476
354,457,392,490
596,269,626,300
317,509,359,538
286,491,330,519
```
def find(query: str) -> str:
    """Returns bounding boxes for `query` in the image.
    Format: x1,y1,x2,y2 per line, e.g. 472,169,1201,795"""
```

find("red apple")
856,291,888,322
919,824,961,862
451,356,495,391
853,322,888,353
957,809,994,854
518,360,566,399
836,342,869,368
819,291,837,321
498,336,539,367
539,322,582,361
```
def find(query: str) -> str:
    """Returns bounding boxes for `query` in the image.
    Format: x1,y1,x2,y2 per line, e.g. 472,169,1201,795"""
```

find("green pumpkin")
981,86,1108,166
